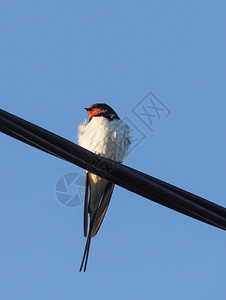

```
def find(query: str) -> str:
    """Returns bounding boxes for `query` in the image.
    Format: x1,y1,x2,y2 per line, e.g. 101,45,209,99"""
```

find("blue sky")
1,1,226,299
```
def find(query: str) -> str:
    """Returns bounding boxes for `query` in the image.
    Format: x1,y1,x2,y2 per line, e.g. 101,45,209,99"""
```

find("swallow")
78,103,130,272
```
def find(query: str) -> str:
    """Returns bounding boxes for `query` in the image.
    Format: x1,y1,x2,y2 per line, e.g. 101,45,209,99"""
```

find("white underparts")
78,116,130,163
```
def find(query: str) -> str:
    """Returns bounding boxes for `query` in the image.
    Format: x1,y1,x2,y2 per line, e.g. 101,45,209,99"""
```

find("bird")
78,103,130,272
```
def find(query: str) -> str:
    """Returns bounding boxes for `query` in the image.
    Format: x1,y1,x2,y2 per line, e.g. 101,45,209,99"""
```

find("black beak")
85,107,91,111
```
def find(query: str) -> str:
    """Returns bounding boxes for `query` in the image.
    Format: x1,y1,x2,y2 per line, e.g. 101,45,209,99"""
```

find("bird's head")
85,103,119,121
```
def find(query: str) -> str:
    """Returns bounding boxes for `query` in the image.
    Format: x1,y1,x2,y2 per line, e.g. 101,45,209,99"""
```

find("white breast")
78,116,130,162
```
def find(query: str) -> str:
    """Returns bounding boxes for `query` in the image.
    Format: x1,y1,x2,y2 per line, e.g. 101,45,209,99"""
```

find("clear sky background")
1,1,226,299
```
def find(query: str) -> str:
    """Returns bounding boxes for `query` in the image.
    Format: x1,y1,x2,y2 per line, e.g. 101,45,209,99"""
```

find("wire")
0,108,225,230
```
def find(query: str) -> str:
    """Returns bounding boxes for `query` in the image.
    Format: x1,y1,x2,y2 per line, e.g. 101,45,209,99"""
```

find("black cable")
0,108,225,230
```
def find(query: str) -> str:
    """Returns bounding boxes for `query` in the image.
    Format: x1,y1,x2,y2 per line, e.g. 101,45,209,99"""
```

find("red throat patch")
88,108,103,120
